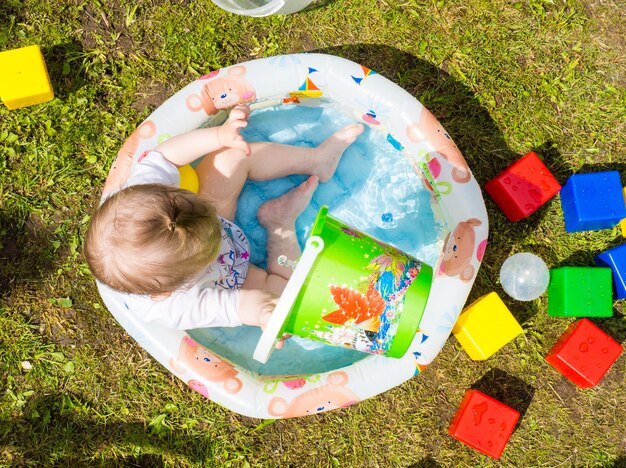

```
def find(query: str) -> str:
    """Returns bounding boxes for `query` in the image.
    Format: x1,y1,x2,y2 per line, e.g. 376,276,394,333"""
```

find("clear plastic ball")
499,253,550,301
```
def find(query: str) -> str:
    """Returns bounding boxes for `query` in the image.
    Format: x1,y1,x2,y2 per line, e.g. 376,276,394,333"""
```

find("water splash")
472,402,488,425
278,255,298,270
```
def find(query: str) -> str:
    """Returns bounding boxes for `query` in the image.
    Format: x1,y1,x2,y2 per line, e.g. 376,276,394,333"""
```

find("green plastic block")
547,267,613,317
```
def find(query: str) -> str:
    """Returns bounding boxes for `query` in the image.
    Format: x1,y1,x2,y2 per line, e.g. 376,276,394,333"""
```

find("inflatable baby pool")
98,53,489,419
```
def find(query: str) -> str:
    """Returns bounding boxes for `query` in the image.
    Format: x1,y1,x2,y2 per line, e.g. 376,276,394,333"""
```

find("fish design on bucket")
318,250,422,353
322,285,384,332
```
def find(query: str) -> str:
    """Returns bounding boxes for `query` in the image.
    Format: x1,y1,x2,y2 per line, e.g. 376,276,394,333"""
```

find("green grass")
1,0,625,465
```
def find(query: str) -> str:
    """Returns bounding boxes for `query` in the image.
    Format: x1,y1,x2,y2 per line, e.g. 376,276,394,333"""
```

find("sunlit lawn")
1,0,625,465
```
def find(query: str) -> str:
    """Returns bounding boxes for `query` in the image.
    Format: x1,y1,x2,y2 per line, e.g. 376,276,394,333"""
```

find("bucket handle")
211,0,286,17
253,236,324,364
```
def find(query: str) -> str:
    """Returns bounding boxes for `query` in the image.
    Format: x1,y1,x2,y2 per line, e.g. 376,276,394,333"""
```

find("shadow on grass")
497,291,543,325
608,455,626,467
0,0,22,42
408,455,442,467
470,368,535,429
590,314,626,345
0,212,55,297
577,163,626,181
0,392,210,466
0,7,88,97
558,248,605,268
42,41,91,100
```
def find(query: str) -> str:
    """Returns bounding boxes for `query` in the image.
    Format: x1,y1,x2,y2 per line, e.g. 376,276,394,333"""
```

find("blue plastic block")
560,172,626,232
596,243,626,299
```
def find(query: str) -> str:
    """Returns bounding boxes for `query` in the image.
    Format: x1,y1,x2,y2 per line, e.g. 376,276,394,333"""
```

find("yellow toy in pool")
178,164,199,193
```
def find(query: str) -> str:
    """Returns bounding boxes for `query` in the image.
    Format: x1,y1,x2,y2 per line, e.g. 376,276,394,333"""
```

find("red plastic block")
448,390,520,459
545,318,623,388
485,151,561,221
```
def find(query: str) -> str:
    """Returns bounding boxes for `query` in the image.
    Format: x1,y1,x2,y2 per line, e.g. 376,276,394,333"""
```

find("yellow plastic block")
0,45,54,110
621,188,626,238
452,292,523,360
178,164,199,193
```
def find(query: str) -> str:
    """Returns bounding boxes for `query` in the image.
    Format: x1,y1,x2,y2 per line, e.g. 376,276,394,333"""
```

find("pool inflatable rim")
98,53,489,419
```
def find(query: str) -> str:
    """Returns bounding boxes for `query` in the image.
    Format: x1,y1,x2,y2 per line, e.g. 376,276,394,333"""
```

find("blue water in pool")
188,104,445,376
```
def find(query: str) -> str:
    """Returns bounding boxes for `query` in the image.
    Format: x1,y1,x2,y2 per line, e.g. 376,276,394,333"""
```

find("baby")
85,104,363,334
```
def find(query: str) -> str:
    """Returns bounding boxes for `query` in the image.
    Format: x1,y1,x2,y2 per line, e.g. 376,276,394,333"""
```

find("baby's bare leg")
259,176,318,280
196,124,363,220
245,123,363,182
196,147,252,220
242,265,287,296
242,176,319,292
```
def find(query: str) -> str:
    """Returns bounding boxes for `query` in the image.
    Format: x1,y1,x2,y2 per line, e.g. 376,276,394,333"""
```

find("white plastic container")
212,0,315,16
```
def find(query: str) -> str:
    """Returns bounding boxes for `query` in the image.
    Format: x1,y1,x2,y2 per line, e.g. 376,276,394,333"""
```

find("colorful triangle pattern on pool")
352,65,378,85
290,67,323,98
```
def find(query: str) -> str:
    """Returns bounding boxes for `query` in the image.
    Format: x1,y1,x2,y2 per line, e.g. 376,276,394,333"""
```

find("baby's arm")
121,285,288,348
126,285,277,330
154,104,251,166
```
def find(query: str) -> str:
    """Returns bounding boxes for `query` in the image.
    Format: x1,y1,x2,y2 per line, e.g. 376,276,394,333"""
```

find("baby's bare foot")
258,176,319,229
313,124,364,182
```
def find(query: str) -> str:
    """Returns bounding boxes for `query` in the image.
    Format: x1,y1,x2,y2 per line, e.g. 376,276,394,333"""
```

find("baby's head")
85,184,222,295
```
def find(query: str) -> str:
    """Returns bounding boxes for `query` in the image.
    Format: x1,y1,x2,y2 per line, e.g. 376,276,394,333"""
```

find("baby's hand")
238,288,290,349
258,306,291,350
217,104,251,156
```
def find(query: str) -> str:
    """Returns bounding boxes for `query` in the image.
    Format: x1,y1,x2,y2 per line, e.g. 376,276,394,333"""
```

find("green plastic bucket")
254,206,433,363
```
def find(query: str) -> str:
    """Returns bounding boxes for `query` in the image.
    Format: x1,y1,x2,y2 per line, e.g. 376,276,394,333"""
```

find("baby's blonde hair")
85,184,222,295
